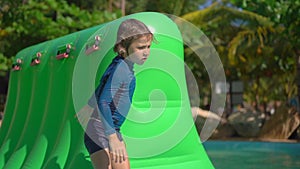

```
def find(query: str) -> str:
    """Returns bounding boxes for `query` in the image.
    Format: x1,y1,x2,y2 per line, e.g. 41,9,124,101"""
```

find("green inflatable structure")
0,12,214,169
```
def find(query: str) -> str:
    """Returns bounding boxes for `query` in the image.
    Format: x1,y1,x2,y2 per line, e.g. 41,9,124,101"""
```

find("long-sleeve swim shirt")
88,55,136,136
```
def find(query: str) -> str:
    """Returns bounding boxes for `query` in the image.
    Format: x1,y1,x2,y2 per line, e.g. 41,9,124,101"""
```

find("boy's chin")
136,61,145,65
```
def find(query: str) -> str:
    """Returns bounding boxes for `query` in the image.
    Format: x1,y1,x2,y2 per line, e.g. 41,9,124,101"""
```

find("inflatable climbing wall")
0,12,214,169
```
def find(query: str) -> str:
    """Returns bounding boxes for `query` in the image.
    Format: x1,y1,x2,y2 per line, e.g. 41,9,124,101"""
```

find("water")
203,141,300,169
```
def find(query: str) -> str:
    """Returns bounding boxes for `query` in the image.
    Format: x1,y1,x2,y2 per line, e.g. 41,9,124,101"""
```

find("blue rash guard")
88,55,135,136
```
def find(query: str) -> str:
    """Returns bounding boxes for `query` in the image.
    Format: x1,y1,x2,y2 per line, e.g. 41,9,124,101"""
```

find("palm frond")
182,3,274,28
228,29,254,65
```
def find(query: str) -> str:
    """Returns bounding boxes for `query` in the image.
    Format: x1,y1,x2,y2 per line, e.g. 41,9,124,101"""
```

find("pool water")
203,141,300,169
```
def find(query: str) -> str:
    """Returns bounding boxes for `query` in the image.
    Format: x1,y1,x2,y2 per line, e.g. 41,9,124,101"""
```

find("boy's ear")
118,46,126,55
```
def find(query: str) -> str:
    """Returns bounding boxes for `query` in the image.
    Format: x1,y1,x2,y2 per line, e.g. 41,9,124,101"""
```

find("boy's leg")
90,149,112,169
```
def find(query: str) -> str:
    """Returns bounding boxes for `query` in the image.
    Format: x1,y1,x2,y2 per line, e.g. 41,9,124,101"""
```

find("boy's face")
127,35,152,65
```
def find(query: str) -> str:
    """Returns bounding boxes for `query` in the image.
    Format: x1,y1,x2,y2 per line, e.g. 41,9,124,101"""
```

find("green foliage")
0,53,12,77
66,0,109,11
228,0,300,49
126,0,207,16
182,0,299,108
0,0,121,77
226,0,300,104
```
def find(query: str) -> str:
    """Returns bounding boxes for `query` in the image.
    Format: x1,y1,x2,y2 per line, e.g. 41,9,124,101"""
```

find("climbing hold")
56,44,71,60
85,35,101,55
12,58,22,71
30,52,42,66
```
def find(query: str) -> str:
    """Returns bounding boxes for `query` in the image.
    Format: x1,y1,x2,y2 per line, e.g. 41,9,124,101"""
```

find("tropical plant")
229,0,300,107
181,1,297,111
126,0,208,16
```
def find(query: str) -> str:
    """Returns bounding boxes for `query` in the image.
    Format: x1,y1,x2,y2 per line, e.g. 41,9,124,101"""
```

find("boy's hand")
108,133,128,163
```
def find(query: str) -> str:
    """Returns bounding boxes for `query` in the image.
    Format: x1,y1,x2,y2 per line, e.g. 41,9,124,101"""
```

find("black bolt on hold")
85,35,101,55
12,58,22,71
66,44,71,54
56,44,72,60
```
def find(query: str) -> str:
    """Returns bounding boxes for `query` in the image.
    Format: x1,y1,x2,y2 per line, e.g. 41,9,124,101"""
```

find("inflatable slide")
0,12,214,169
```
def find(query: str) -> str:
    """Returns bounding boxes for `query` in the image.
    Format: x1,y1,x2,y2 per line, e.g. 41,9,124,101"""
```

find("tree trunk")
121,0,125,16
297,55,300,112
108,0,113,12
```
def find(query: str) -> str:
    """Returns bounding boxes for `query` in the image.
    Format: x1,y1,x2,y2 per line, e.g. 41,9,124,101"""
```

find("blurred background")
0,0,299,141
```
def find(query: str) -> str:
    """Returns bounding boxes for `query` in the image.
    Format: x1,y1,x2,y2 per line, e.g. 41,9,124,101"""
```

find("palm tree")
181,1,297,111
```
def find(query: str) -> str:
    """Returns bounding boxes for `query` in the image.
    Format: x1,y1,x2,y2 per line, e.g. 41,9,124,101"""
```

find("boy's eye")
137,46,146,49
137,45,151,50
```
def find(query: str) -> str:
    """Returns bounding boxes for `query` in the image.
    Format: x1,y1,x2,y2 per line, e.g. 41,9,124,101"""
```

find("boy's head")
114,19,153,56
